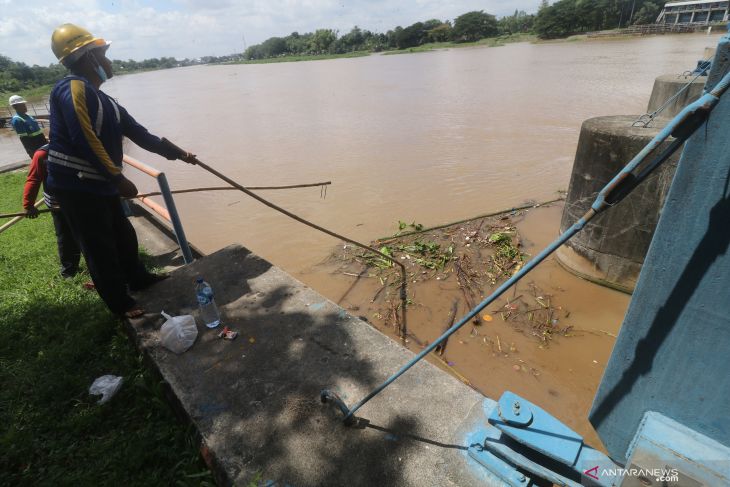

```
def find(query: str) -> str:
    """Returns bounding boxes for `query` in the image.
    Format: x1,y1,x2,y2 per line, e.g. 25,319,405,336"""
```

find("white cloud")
2,0,542,65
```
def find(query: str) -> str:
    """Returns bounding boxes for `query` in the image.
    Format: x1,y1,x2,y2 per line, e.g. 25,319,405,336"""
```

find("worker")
48,23,196,318
23,143,82,279
9,95,49,158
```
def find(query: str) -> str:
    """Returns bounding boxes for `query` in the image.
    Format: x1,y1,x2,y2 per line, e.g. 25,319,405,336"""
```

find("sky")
1,0,543,66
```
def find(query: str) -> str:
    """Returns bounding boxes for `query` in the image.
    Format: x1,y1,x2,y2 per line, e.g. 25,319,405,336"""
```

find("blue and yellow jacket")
11,113,43,138
47,75,180,195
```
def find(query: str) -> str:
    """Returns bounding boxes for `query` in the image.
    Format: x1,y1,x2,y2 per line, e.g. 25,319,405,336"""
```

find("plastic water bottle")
195,277,220,328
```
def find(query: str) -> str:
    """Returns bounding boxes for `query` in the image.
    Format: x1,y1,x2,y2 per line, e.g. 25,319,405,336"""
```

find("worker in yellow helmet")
48,23,196,318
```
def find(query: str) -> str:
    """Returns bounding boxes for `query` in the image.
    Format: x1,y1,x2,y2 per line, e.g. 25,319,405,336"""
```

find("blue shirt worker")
9,95,49,158
48,23,197,318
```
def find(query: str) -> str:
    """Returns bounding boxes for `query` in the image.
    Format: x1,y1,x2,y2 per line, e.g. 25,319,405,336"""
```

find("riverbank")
0,171,213,485
0,85,53,106
382,33,537,55
231,50,371,64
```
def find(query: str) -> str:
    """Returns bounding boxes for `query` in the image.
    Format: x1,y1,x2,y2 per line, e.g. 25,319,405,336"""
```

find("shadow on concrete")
129,245,460,486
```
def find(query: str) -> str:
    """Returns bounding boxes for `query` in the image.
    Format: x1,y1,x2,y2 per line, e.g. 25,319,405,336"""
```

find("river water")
2,33,722,449
107,34,721,270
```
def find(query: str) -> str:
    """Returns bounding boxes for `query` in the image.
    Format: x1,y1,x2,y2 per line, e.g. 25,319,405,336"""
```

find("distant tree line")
244,10,535,60
1,55,66,96
1,53,238,98
534,0,664,39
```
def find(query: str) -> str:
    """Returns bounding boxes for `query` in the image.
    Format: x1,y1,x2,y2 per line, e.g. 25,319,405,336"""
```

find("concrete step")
123,242,502,486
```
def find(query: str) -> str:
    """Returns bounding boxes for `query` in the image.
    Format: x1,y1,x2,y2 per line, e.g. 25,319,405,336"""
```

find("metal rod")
133,181,332,199
157,173,194,264
0,199,44,234
0,208,55,219
123,155,161,177
137,196,171,220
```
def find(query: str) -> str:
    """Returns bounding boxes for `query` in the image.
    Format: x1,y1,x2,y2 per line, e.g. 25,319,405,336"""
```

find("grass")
0,171,214,486
230,50,371,64
383,33,537,55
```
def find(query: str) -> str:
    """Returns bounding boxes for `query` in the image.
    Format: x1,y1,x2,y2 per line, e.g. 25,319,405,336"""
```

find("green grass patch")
230,51,370,64
0,171,213,486
0,85,53,106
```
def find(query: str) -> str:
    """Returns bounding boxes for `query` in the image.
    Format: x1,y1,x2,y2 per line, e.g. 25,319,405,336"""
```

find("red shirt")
23,148,48,209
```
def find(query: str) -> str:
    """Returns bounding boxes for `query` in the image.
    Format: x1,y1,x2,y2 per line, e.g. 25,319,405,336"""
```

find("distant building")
656,1,729,24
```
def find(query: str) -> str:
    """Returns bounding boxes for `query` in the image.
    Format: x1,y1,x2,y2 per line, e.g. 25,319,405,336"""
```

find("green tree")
395,22,428,48
452,11,498,42
310,29,338,53
632,2,661,25
498,9,535,35
426,22,453,42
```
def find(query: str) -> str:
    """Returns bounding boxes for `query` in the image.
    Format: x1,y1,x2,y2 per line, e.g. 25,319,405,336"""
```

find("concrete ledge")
126,244,500,486
0,160,29,174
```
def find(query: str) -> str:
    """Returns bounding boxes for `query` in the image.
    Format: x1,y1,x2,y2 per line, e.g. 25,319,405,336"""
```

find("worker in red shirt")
23,144,81,278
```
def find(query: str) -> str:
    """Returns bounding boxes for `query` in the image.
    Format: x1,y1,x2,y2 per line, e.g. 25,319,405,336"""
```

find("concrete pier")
556,67,707,292
646,74,706,122
556,116,680,292
124,240,502,486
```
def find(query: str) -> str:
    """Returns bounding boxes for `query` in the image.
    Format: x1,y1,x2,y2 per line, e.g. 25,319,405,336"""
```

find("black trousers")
50,209,81,278
20,134,48,158
54,189,149,314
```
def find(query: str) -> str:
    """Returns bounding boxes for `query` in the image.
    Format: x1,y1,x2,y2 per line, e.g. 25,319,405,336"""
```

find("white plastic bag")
89,375,124,404
160,311,198,354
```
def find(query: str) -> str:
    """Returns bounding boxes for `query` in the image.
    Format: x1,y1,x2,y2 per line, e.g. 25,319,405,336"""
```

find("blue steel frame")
123,156,194,264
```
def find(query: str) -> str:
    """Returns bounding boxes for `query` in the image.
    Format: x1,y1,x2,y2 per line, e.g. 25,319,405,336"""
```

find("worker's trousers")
53,189,148,314
50,209,81,278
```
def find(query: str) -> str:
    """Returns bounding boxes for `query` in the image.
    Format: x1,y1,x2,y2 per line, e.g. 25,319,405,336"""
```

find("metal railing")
122,155,194,264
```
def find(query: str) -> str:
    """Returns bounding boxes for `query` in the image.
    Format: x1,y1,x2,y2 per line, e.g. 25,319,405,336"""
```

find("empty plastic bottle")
195,277,221,328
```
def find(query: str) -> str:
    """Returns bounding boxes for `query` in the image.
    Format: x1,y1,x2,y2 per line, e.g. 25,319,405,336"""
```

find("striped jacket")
47,75,180,195
11,113,43,138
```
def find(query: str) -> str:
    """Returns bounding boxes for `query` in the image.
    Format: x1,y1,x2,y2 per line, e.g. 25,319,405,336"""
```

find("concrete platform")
125,243,502,486
0,159,29,174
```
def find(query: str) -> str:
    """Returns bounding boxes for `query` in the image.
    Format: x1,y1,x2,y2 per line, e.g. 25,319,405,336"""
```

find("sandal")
83,281,96,290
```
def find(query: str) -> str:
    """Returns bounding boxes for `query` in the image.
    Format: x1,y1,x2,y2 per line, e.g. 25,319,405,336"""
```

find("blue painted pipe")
157,172,194,264
322,69,730,423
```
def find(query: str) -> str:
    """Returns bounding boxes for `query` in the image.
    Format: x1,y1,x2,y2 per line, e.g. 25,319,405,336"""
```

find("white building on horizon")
656,1,729,24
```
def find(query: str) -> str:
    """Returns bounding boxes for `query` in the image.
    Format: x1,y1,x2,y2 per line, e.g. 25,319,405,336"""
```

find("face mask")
95,64,108,83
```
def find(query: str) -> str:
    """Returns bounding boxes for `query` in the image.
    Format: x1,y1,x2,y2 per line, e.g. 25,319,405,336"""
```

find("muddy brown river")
2,33,723,450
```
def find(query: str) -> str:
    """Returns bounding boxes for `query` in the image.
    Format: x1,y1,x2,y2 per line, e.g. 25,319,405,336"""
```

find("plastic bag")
160,311,198,354
89,375,124,404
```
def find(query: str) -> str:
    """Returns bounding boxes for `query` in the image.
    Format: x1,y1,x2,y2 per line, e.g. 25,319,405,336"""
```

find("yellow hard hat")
51,23,109,66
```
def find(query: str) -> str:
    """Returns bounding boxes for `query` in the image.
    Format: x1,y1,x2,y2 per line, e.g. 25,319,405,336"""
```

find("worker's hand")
179,151,198,165
25,207,39,219
117,176,139,198
160,137,196,164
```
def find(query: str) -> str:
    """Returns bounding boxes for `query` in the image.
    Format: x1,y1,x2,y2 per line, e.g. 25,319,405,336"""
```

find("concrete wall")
556,116,680,292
